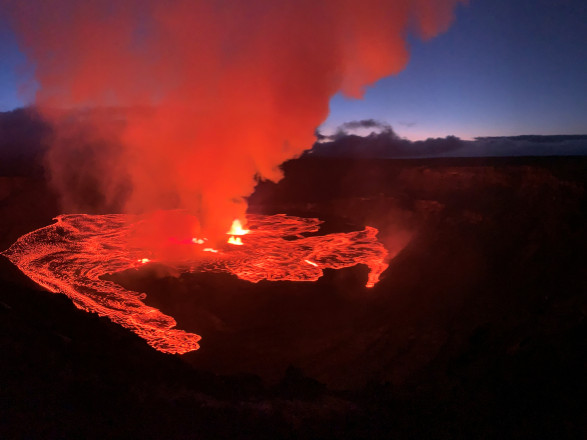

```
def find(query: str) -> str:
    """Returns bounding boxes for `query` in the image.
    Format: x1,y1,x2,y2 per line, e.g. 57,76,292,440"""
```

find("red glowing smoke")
2,0,466,242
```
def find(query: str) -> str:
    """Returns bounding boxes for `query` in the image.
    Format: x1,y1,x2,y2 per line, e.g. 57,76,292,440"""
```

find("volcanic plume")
2,0,467,243
1,0,467,353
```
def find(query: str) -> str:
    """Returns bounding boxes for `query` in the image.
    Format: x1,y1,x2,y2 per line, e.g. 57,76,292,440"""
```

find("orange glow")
227,219,249,236
304,259,319,267
227,219,248,245
2,213,391,354
227,236,244,246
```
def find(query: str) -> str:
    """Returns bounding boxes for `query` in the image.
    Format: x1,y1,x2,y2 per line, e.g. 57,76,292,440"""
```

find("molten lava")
227,219,249,245
227,219,250,236
2,213,388,355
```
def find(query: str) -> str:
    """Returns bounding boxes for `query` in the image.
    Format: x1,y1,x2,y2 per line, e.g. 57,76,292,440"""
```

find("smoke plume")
1,0,466,244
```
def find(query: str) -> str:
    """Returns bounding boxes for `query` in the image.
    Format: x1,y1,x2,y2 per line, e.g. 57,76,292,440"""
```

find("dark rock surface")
1,155,586,439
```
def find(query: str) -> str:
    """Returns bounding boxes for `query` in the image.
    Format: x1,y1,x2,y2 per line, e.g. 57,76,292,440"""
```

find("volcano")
1,154,586,439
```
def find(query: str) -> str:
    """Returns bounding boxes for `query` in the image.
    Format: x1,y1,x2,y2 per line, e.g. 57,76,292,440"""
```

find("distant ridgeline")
475,135,587,143
308,126,587,159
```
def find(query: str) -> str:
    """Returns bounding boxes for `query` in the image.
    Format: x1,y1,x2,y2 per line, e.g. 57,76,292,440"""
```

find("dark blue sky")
0,20,29,111
323,0,587,139
1,0,586,140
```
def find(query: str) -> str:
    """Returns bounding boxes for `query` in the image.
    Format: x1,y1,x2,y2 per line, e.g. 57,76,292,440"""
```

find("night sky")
1,0,586,141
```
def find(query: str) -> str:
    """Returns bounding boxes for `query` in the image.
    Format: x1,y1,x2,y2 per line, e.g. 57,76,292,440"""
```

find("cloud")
310,125,587,158
338,119,392,132
399,120,417,128
324,119,396,141
312,122,464,158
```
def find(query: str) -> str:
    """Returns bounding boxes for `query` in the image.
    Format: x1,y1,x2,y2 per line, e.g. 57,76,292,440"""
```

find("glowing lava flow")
2,214,388,354
226,219,249,246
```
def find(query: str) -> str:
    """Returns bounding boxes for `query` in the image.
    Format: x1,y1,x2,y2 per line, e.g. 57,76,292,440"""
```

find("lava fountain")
2,213,388,354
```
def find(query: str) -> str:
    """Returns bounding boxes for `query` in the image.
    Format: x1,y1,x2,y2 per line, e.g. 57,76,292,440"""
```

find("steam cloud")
1,0,466,244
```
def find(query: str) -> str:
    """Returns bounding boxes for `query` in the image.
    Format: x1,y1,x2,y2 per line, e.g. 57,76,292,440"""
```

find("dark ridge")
475,134,587,142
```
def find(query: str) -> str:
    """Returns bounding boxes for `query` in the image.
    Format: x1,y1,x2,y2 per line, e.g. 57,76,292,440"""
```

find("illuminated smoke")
1,0,467,244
